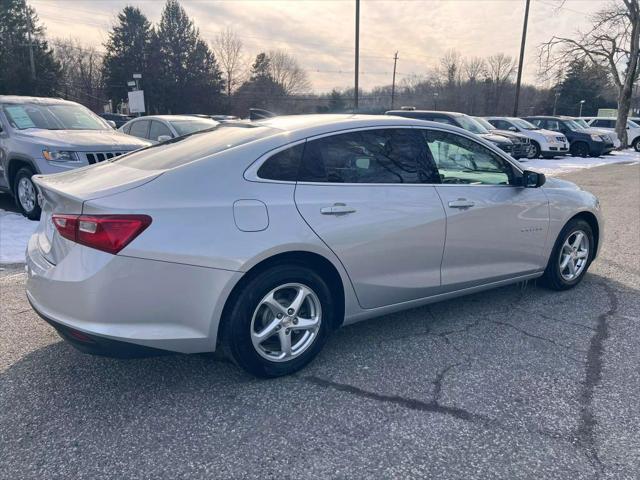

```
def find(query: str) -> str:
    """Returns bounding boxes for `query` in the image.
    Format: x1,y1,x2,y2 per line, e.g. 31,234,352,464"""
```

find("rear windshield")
170,118,218,136
112,123,276,170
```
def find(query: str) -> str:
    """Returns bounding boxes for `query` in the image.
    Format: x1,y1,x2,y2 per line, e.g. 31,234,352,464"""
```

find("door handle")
320,203,356,215
448,199,475,209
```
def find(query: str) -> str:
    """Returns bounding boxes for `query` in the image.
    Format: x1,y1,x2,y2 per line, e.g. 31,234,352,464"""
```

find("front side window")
257,144,304,181
129,120,150,139
546,120,561,131
423,130,513,185
149,121,173,141
593,119,615,128
299,129,440,184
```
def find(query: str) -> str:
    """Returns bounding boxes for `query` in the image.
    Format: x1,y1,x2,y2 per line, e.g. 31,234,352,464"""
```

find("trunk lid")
32,161,164,265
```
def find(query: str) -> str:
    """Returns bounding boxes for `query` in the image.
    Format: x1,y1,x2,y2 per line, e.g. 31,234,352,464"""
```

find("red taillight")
52,214,152,254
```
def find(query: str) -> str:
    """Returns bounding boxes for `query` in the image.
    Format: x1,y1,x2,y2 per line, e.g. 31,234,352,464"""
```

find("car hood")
14,129,151,150
478,133,512,144
490,129,529,141
542,177,581,191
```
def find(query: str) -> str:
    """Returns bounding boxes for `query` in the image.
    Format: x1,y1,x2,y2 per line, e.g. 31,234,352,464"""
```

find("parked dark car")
522,116,614,157
386,109,515,155
99,113,133,129
473,117,532,159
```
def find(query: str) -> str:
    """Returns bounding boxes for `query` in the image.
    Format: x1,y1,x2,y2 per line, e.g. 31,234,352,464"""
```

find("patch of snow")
519,148,640,176
0,211,38,264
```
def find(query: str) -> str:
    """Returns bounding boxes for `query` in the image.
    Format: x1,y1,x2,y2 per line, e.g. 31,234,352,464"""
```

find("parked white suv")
485,117,569,158
0,96,151,219
582,117,640,151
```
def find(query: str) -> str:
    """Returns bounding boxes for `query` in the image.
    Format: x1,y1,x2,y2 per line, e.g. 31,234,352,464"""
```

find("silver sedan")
26,115,603,377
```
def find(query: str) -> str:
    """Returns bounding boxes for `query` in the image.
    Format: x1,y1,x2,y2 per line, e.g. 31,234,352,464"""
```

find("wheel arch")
217,250,347,347
7,157,36,193
566,211,600,259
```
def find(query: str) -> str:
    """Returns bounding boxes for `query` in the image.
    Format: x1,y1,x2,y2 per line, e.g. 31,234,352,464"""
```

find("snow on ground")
520,148,640,175
0,211,38,264
0,149,638,265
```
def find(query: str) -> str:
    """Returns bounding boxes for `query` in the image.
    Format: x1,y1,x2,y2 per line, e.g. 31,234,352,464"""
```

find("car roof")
253,114,469,139
0,95,79,106
385,110,463,117
129,115,215,122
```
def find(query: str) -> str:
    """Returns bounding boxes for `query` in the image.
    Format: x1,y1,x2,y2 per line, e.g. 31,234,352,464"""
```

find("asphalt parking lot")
1,163,639,479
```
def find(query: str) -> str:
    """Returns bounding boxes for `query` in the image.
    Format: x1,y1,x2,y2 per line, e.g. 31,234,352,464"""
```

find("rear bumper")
25,234,242,354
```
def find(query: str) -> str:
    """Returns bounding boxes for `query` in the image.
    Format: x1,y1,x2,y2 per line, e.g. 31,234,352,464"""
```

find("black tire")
221,264,335,378
632,137,640,152
570,142,589,157
13,167,41,220
540,219,594,291
528,141,541,158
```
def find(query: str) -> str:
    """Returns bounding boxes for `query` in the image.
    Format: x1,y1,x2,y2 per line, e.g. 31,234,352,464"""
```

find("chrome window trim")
244,124,524,187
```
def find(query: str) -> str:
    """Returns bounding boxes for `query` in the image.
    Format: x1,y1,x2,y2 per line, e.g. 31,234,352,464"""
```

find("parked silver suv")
0,96,151,219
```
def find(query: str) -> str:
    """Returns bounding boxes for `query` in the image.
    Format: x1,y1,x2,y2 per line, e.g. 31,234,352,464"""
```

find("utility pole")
390,51,398,110
354,0,360,111
513,0,531,116
553,91,560,115
24,2,36,81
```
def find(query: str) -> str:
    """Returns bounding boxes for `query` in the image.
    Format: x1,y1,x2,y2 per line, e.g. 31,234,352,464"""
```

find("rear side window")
257,144,304,181
593,119,615,128
129,120,150,139
299,128,440,184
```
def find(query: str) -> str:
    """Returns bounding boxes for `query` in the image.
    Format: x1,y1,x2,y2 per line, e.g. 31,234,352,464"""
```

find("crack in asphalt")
574,282,618,477
512,305,597,332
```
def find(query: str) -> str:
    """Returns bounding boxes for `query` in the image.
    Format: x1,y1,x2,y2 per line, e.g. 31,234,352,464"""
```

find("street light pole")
354,0,360,111
579,99,585,117
513,0,531,116
433,92,439,110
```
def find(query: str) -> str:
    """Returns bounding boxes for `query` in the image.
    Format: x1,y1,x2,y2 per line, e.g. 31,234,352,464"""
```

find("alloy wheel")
250,283,322,362
17,177,36,213
558,230,589,281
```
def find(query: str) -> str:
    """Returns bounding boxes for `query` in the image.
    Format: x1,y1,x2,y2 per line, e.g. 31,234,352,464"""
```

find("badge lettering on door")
521,226,543,233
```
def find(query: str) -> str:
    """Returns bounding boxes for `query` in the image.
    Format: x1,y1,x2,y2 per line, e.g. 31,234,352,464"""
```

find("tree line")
0,0,637,141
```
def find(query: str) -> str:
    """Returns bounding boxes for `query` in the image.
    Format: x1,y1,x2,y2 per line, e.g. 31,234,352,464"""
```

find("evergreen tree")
232,52,286,115
555,59,614,116
0,0,60,96
328,89,345,112
101,6,153,112
156,0,224,113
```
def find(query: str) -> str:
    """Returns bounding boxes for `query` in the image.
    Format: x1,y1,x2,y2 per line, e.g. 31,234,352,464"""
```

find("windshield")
473,117,496,130
629,120,640,128
2,103,108,130
457,115,488,134
511,118,539,130
574,119,589,128
170,118,219,136
563,119,583,131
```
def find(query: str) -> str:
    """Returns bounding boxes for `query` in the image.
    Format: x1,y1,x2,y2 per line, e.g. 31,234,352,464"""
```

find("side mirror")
157,135,172,142
508,126,517,132
522,170,546,188
106,120,117,129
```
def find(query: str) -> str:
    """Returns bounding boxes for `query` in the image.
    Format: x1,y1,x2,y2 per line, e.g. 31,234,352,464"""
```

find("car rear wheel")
221,264,334,377
14,167,41,220
540,219,594,291
632,137,640,152
570,142,589,157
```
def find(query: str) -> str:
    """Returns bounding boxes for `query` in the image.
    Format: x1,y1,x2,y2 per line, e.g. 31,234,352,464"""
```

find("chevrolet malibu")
26,115,603,377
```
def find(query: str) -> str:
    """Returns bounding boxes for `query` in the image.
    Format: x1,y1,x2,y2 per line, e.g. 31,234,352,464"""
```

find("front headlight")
42,150,79,162
545,135,557,142
590,134,602,142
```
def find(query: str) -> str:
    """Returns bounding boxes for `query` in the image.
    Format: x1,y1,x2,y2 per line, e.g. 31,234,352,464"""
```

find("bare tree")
52,38,105,111
463,57,486,81
212,27,244,96
439,49,462,86
267,50,311,95
485,53,516,113
540,0,640,146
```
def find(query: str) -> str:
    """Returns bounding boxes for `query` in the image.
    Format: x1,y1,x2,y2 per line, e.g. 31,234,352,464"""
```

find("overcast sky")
31,0,605,92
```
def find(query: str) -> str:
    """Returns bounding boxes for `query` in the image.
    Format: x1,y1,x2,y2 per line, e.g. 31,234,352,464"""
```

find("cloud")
31,0,604,92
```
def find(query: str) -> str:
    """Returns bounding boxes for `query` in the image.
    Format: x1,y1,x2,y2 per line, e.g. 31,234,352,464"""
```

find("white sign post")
128,90,146,114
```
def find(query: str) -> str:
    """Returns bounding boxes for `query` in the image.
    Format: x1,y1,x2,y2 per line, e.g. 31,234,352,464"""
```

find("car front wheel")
541,219,594,290
632,137,640,152
14,167,41,220
221,264,334,377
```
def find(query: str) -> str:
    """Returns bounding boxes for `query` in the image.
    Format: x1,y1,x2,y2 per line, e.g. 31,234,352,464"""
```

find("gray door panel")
436,185,549,289
295,184,446,309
